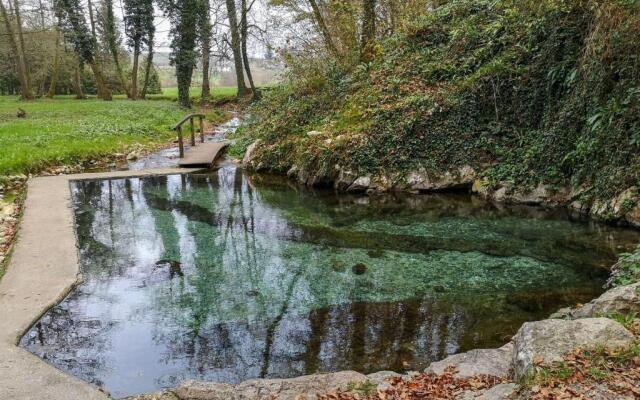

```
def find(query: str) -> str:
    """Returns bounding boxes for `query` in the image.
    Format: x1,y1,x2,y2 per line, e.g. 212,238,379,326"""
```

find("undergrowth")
235,0,640,201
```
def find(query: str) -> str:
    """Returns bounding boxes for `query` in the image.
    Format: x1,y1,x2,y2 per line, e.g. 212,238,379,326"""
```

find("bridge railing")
173,114,206,158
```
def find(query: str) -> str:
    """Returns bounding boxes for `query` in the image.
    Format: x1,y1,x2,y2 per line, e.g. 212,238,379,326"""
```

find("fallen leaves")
318,367,503,400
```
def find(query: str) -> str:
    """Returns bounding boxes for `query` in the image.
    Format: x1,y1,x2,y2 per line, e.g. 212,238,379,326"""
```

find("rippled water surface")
21,166,640,397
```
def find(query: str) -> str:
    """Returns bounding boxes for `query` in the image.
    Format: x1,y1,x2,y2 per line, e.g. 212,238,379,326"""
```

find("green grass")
145,86,238,103
0,96,187,175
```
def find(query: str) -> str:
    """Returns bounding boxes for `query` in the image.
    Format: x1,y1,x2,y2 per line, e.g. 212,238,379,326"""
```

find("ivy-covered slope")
234,0,640,203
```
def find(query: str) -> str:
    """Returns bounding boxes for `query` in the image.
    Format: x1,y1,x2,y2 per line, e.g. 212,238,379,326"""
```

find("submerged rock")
425,343,513,379
352,263,367,275
512,318,634,380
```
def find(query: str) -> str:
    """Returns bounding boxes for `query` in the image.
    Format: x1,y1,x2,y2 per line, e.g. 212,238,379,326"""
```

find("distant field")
0,96,186,176
146,86,237,102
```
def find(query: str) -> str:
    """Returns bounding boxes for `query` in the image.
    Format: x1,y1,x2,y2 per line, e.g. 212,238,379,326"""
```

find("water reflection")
21,165,640,398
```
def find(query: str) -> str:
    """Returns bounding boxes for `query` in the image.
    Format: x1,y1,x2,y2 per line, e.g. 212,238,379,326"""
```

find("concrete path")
0,168,198,400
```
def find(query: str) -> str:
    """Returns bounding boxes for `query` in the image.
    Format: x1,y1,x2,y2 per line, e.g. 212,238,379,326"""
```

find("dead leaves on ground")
318,367,503,400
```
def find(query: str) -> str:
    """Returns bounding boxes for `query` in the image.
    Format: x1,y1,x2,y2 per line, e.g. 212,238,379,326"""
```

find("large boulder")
174,381,235,400
235,371,367,400
571,283,640,318
425,343,513,379
512,318,634,379
174,371,368,400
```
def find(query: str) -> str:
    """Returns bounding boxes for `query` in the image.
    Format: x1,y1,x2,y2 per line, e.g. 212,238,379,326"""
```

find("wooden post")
190,117,196,146
199,115,205,143
177,126,184,158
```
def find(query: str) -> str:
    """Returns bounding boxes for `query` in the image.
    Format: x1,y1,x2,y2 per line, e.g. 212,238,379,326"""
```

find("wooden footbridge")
174,113,229,168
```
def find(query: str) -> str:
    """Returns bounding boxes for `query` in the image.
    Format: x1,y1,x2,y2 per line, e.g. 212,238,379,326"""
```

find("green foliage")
161,0,199,107
608,246,640,287
0,96,184,175
240,0,640,200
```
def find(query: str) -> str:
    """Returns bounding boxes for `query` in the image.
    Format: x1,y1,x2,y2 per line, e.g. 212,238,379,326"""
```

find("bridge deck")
178,141,229,167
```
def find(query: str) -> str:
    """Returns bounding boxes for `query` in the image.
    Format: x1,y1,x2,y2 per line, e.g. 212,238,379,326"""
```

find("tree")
0,0,34,99
360,0,376,62
225,0,247,98
99,0,130,96
46,27,62,98
163,0,199,107
55,0,112,99
140,29,155,98
307,0,338,58
123,0,154,99
198,0,211,104
240,0,259,99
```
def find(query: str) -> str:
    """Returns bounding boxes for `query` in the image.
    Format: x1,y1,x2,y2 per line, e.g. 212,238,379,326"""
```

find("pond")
20,165,640,398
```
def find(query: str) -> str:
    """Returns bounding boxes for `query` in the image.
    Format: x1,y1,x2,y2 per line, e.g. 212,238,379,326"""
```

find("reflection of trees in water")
142,168,474,382
20,292,113,388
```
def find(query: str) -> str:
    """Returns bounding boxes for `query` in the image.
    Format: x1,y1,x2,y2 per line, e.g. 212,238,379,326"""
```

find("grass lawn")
145,86,238,102
0,96,187,176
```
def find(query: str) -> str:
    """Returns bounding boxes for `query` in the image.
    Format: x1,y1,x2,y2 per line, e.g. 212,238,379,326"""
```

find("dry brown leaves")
529,347,640,400
317,367,503,400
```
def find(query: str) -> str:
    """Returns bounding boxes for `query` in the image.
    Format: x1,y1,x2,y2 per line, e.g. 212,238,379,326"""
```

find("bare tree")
225,0,247,98
0,0,33,99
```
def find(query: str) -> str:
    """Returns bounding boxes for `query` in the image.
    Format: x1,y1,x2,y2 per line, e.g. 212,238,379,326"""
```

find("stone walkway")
0,169,198,400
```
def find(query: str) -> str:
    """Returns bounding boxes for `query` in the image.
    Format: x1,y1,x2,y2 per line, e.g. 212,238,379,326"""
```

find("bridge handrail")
173,113,206,158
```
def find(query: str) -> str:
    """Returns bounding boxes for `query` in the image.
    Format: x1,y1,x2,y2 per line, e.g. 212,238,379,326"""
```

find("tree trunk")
200,0,211,104
73,62,86,99
87,0,96,38
47,29,61,98
360,0,376,62
4,0,34,99
103,0,130,97
131,42,140,100
225,0,247,98
89,61,112,100
308,0,338,58
141,45,154,99
240,0,259,99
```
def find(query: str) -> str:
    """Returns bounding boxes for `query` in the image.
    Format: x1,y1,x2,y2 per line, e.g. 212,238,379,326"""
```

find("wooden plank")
178,141,229,167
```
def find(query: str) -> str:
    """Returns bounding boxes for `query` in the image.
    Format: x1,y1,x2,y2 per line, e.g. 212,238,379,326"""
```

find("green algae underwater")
21,165,640,397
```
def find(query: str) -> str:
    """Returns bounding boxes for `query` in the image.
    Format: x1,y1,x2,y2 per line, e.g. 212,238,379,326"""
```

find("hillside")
234,0,640,223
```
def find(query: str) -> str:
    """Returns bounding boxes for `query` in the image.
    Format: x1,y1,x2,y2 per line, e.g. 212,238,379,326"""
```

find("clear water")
21,165,640,398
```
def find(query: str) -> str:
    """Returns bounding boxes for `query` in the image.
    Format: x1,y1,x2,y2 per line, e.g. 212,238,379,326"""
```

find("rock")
347,176,371,192
476,383,517,400
126,152,139,161
235,371,367,400
590,187,637,221
335,169,358,191
425,343,513,379
242,140,261,167
406,166,476,192
175,380,236,400
512,318,634,379
570,282,640,318
306,131,323,137
125,391,179,400
510,184,550,205
366,370,401,386
366,371,402,392
626,203,640,228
